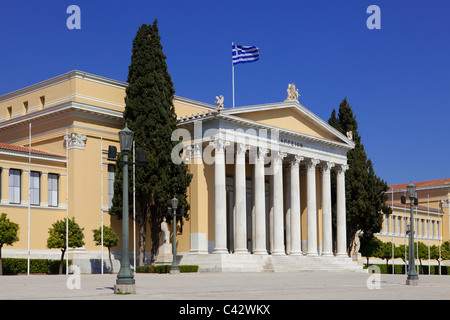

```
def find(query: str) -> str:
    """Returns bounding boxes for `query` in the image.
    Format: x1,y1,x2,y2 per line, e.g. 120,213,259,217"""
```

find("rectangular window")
40,96,45,109
30,171,40,205
107,164,115,208
48,173,59,207
9,169,21,204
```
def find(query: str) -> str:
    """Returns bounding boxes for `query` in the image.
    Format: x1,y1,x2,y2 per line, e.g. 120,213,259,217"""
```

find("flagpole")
27,122,31,276
232,42,235,108
100,136,104,275
65,129,69,275
133,140,136,271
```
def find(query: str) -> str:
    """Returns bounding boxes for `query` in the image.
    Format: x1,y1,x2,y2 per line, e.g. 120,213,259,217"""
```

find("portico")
177,89,359,271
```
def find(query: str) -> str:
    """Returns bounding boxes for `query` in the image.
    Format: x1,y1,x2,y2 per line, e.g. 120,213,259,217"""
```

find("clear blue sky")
1,0,449,185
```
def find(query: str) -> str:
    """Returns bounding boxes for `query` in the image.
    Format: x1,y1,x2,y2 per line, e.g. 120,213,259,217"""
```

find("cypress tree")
110,20,192,265
328,98,391,253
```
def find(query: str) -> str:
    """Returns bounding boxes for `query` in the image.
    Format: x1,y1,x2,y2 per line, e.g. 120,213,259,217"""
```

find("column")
211,136,229,254
253,147,268,255
272,151,286,255
306,158,319,256
1,168,9,204
336,164,348,257
289,155,303,255
284,164,291,253
186,143,208,254
321,161,334,256
234,143,248,254
269,175,274,254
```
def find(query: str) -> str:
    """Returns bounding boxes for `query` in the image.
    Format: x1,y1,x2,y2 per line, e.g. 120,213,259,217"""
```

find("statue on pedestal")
154,217,173,265
285,83,299,102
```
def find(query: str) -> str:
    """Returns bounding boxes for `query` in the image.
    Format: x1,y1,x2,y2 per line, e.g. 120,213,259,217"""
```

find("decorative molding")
209,135,230,153
336,164,349,174
320,161,335,173
64,132,87,150
305,158,320,170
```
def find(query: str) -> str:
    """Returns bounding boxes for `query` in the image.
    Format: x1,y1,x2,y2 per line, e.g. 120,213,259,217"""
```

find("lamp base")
406,279,419,286
114,284,136,294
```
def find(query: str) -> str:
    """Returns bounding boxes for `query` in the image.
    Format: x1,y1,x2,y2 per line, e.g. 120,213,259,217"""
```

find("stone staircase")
179,253,366,273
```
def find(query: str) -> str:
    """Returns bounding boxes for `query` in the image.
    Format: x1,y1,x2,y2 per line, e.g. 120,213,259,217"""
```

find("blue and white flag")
232,44,260,65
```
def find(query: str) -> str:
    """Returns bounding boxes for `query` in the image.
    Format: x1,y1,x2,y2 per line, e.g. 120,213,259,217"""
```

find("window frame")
9,169,21,204
48,173,59,207
30,171,40,206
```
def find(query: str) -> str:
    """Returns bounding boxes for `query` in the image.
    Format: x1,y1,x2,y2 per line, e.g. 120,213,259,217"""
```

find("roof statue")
285,83,299,102
215,95,224,109
346,131,353,141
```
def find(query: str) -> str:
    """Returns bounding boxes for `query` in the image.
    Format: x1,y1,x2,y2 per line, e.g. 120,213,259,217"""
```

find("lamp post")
114,125,136,294
406,182,419,286
169,197,180,274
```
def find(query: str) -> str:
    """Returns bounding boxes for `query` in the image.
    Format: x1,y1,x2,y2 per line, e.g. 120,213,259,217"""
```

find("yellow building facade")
0,71,363,273
377,179,450,248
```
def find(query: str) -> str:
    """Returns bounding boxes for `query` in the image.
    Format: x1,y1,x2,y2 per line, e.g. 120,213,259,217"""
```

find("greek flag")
232,44,260,65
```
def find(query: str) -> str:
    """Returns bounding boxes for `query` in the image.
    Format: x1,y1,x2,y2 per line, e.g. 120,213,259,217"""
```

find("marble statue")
285,83,299,102
161,217,170,244
215,95,224,108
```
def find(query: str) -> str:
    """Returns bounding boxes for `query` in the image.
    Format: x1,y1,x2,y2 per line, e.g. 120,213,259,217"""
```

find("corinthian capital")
209,135,229,152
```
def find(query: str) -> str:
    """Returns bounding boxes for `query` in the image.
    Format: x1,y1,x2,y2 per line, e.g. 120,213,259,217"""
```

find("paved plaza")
0,271,449,300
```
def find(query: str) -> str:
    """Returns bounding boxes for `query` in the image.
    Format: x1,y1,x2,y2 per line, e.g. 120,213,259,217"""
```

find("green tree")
417,241,429,274
328,98,392,254
360,235,382,266
93,225,120,273
430,242,450,275
109,20,192,266
0,213,19,275
377,241,394,269
47,218,85,274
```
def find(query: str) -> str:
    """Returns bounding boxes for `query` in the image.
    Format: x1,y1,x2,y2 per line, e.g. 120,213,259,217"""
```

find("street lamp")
114,125,136,294
406,182,419,286
168,197,180,273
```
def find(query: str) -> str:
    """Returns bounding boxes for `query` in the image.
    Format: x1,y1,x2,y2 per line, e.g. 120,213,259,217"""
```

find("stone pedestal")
352,252,361,262
154,242,173,265
114,284,136,294
406,279,420,286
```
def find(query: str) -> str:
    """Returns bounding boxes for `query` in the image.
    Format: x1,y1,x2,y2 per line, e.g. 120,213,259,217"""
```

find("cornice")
0,70,128,103
0,100,123,131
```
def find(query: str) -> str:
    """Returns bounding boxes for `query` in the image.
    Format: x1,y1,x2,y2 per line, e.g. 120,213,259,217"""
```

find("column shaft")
289,156,303,255
306,158,319,256
272,151,286,255
321,162,334,256
211,137,228,254
254,147,268,255
234,143,248,254
336,164,348,257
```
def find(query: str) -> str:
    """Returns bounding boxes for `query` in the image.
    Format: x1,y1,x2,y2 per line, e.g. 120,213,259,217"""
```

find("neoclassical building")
378,179,450,248
0,71,362,272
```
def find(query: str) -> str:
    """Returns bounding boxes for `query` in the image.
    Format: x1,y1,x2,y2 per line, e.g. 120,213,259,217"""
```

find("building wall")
0,71,353,269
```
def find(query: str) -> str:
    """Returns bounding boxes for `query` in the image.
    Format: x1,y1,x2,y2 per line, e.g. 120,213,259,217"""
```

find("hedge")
136,265,199,273
1,258,71,275
364,263,450,275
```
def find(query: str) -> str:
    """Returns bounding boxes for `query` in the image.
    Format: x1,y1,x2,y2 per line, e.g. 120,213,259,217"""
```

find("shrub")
2,258,71,275
364,263,450,275
136,265,198,273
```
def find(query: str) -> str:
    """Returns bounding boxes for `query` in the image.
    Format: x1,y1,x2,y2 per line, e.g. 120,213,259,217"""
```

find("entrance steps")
179,252,366,273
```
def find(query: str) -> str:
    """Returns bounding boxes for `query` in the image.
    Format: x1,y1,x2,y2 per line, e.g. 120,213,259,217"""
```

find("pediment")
221,102,351,146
